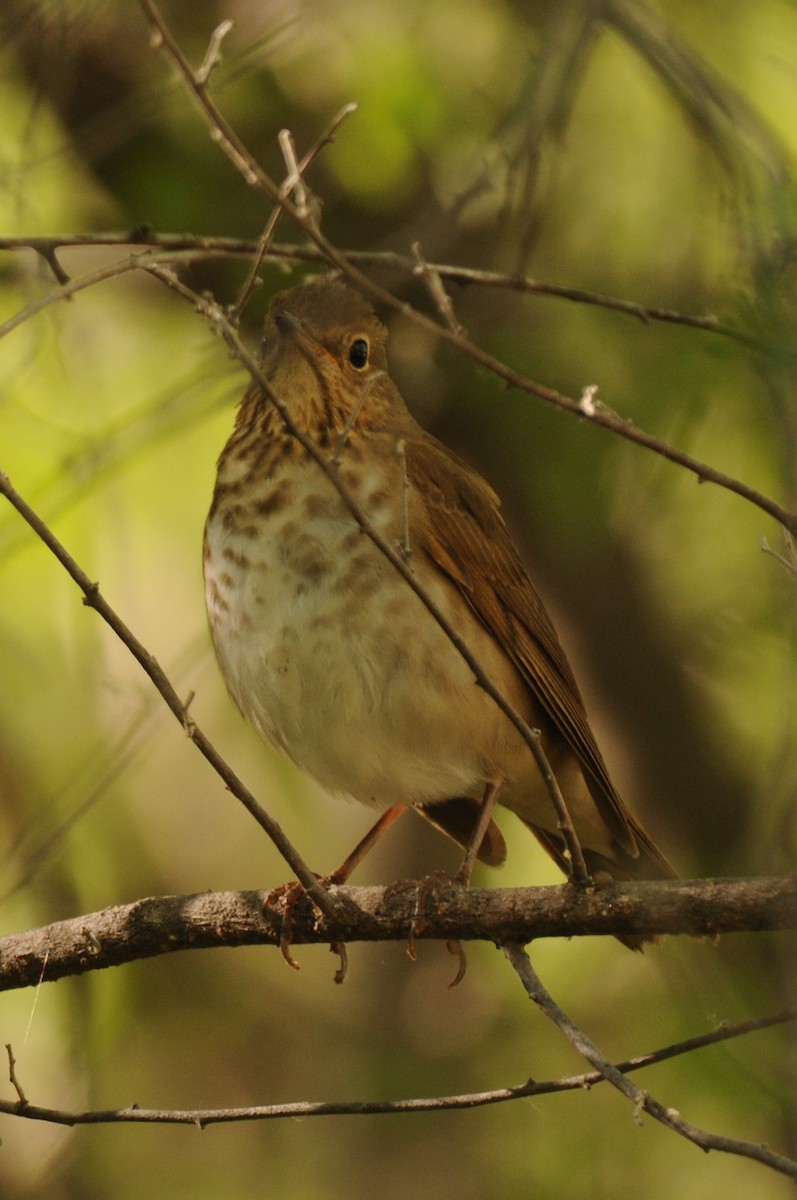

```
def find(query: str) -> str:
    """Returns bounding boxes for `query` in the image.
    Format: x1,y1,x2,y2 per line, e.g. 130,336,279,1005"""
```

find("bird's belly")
205,503,522,807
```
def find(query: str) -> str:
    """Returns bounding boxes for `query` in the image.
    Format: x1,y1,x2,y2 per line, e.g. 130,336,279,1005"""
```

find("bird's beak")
275,310,303,338
274,310,335,365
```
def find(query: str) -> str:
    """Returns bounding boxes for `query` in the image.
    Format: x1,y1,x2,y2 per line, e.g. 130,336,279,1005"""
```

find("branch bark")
1,876,794,992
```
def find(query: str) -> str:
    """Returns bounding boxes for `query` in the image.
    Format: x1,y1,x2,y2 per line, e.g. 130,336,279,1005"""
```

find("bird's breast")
204,450,525,806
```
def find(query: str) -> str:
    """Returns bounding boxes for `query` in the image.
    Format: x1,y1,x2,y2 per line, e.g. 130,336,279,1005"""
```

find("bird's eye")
348,337,369,369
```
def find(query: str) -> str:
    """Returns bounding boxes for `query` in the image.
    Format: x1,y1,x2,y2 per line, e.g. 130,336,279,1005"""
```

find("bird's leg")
406,778,505,987
455,777,505,886
326,805,407,884
265,806,407,976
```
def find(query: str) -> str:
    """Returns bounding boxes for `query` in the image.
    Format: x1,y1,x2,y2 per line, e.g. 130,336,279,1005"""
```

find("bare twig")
1,877,794,992
194,19,234,86
0,469,333,920
0,231,746,339
761,532,797,578
230,105,357,318
277,129,310,219
0,1005,793,1127
5,1044,28,1106
412,241,466,335
136,0,797,537
504,942,797,1181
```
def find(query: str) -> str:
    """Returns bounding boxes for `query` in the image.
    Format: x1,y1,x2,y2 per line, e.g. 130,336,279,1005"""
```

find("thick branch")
1,877,794,992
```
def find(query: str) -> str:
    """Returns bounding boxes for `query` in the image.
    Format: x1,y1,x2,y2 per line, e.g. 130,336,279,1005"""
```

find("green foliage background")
0,1,795,1197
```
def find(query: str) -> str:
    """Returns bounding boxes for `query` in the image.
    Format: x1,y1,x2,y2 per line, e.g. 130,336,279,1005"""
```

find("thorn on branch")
331,941,348,984
446,939,468,988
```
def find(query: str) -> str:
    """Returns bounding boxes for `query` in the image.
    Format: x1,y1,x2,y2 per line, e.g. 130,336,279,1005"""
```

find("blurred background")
0,0,796,1197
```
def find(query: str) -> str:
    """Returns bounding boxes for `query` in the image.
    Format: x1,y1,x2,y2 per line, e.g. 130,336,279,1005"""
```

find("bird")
203,275,675,945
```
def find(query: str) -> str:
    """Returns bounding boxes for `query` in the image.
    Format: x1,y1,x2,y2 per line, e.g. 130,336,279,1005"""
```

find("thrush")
204,277,675,941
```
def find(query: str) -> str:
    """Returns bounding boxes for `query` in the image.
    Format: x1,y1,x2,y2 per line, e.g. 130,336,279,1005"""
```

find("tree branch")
2,228,791,536
0,1006,793,1128
0,232,751,339
1,877,794,992
135,0,797,538
0,468,333,920
505,943,797,1181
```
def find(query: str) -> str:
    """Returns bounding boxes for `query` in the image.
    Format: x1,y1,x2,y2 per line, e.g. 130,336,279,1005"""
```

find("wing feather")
405,433,637,851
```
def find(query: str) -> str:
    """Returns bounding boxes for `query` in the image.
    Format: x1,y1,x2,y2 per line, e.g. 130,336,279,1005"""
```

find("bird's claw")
384,872,468,984
264,877,349,982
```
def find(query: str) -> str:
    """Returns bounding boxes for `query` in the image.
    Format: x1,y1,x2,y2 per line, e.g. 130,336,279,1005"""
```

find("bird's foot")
263,876,349,983
384,871,469,986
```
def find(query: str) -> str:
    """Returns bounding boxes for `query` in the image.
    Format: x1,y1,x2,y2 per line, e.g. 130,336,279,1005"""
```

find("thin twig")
0,231,747,339
0,1006,793,1127
277,129,309,219
412,241,466,335
0,470,334,920
194,19,234,86
395,437,412,561
134,4,797,536
5,1044,28,1106
503,942,797,1181
761,532,797,578
230,105,357,319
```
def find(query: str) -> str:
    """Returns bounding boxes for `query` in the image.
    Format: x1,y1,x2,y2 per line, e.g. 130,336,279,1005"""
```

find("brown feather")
404,430,675,879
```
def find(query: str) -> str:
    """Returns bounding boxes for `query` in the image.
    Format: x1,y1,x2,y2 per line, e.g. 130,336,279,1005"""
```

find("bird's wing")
404,432,638,852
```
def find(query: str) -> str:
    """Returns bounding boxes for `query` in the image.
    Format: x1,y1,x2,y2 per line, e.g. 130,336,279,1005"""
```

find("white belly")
204,467,520,808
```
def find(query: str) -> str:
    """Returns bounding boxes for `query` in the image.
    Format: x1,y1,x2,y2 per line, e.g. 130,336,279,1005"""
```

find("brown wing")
404,432,639,854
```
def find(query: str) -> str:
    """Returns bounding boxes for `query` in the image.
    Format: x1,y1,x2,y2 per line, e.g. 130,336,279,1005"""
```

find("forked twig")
136,0,797,539
230,104,357,319
0,230,748,338
412,241,466,335
504,942,797,1181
